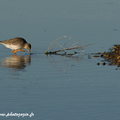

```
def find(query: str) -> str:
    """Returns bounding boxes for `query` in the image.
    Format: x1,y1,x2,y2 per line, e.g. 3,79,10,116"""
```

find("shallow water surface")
0,0,120,120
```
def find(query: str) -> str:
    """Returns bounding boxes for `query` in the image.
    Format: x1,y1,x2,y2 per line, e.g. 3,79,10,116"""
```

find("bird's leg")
11,49,25,53
17,49,25,52
11,50,17,54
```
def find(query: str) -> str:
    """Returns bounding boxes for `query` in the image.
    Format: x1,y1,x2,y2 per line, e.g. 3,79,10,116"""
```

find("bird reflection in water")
0,54,31,70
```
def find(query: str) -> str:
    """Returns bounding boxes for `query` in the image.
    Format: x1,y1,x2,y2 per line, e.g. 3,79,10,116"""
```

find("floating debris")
97,62,100,65
92,55,100,57
102,62,106,66
93,44,120,68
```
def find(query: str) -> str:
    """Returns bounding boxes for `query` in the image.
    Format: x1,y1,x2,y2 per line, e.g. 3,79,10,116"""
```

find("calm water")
0,0,120,120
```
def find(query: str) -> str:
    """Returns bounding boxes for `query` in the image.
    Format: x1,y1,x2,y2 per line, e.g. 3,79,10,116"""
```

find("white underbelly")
2,44,20,50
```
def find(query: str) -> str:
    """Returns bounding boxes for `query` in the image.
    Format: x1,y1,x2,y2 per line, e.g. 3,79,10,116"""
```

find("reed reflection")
0,54,31,70
46,54,84,74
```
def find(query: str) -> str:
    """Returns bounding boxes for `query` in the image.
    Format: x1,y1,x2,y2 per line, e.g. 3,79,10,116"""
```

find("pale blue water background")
0,0,120,120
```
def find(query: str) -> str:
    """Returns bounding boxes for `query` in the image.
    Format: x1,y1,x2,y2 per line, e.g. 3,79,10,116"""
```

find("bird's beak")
28,50,31,53
26,48,31,53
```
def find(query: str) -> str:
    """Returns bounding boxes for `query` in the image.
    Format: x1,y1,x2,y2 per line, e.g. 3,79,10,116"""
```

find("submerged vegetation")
45,36,91,56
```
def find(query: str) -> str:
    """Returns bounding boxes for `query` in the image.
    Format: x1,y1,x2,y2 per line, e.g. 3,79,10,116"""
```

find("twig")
63,36,72,47
45,44,91,54
46,36,67,52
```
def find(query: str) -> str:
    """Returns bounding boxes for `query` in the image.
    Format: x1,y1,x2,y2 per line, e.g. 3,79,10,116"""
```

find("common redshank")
0,37,31,53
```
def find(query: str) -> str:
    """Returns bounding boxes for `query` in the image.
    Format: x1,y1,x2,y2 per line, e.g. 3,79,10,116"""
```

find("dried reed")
45,36,91,55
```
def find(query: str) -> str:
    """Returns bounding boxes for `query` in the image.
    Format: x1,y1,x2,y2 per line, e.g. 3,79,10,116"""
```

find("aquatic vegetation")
45,36,120,69
45,36,91,55
93,44,120,68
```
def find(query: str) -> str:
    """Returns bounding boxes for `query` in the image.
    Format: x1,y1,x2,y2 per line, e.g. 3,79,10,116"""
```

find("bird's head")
24,43,31,53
